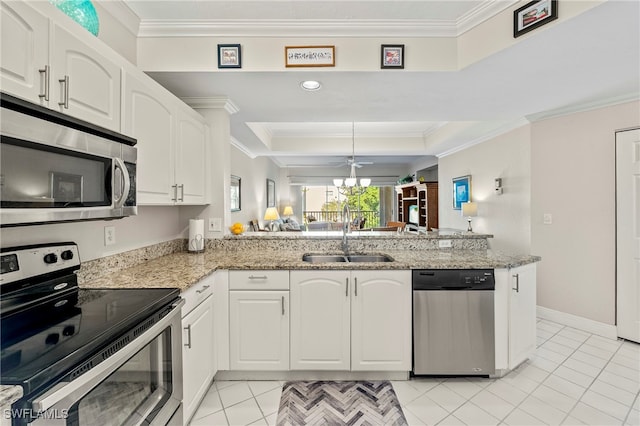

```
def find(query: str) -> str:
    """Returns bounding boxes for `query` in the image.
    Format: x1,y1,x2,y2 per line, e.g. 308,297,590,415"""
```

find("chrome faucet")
342,203,350,254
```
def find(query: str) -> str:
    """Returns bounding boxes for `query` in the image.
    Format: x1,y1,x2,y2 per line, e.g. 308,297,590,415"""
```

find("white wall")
93,1,138,65
0,206,181,261
531,100,640,325
230,146,282,229
438,125,531,255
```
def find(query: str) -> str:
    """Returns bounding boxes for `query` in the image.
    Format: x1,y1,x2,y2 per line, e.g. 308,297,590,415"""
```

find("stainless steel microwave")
0,93,137,227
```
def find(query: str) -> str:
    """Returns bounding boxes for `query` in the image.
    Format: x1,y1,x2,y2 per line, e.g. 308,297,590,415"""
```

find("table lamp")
461,202,478,232
282,206,294,218
264,207,280,231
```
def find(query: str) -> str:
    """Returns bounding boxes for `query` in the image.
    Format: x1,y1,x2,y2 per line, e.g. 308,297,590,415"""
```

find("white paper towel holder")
189,219,205,253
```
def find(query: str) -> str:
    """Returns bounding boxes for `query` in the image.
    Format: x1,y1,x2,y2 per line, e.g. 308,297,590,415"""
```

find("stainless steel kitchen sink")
302,253,394,263
302,254,348,263
346,254,394,262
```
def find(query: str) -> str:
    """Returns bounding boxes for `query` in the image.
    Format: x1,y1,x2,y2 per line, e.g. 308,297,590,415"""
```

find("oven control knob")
44,253,58,264
61,250,74,261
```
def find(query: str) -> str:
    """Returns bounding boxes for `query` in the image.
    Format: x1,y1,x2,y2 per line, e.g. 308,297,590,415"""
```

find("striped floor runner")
276,381,408,426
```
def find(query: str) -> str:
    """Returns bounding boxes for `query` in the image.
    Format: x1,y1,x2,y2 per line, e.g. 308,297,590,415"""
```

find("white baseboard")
537,306,618,340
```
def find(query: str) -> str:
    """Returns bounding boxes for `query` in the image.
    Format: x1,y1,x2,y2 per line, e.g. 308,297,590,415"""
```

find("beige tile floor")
189,319,640,425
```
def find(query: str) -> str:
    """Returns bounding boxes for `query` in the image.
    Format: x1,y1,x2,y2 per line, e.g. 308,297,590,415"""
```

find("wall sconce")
461,202,478,232
495,178,503,195
264,207,280,231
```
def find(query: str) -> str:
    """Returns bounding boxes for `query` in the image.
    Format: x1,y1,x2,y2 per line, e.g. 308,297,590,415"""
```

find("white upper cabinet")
122,71,208,205
122,72,175,204
175,108,207,204
51,24,121,131
0,1,49,105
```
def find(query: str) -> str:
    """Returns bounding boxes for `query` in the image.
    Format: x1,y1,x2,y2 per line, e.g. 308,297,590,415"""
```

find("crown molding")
137,18,458,38
526,93,640,123
230,136,257,159
182,96,240,114
436,118,530,158
98,1,140,37
456,0,518,35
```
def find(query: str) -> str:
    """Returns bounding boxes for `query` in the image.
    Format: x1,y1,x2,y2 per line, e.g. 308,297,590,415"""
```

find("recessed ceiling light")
300,80,321,91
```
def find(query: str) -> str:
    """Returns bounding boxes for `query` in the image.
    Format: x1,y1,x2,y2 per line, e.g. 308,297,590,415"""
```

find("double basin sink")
302,253,394,263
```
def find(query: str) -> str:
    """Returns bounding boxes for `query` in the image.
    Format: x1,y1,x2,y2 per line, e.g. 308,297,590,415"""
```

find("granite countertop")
0,385,23,414
226,229,493,240
81,248,541,291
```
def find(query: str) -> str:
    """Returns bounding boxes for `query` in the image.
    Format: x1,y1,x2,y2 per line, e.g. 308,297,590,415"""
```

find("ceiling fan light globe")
360,178,371,187
345,178,357,187
333,179,344,187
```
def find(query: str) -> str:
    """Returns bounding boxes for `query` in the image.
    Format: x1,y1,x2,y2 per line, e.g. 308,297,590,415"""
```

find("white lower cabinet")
290,270,411,371
229,291,290,370
508,263,537,369
181,277,215,424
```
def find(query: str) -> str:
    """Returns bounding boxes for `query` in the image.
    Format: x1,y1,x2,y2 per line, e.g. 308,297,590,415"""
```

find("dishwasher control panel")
412,269,495,290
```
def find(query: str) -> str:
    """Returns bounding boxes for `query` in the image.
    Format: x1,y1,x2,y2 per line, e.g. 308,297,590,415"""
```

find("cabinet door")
122,72,175,204
351,270,412,371
229,291,289,370
175,108,207,204
0,1,49,105
290,271,350,370
52,25,121,131
508,263,537,369
182,295,214,424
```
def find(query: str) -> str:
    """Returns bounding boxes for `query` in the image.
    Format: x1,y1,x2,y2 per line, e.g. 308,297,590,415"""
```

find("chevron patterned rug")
276,380,408,426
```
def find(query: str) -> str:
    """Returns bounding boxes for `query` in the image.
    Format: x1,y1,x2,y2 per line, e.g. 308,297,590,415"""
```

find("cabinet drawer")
181,274,214,317
229,270,289,290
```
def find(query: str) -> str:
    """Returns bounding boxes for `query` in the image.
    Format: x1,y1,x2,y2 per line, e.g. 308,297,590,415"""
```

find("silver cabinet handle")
512,274,519,293
249,275,267,280
178,184,184,202
171,184,178,201
39,65,49,101
183,324,192,348
346,277,349,297
355,277,358,296
196,284,210,294
281,296,285,316
58,75,69,108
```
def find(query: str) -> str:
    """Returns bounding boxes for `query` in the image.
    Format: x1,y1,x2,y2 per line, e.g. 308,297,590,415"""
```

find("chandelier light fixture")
333,123,371,190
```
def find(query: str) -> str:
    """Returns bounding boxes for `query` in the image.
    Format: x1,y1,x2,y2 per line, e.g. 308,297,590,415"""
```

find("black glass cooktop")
0,287,180,396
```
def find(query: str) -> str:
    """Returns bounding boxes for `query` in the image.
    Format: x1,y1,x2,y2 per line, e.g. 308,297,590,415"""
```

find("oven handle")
32,298,184,413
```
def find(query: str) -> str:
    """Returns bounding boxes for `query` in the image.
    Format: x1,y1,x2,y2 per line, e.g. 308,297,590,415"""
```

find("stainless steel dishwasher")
412,269,495,376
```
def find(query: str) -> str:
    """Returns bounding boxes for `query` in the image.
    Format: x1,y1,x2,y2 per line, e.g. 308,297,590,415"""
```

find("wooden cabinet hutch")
395,182,438,230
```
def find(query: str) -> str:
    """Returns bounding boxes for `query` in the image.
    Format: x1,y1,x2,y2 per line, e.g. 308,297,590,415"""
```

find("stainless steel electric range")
0,242,184,426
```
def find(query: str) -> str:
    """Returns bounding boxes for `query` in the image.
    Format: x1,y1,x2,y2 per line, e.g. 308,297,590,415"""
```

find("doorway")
616,128,640,343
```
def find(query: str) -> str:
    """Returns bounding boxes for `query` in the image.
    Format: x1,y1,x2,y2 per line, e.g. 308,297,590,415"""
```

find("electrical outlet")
438,239,452,248
104,226,116,246
543,213,552,225
209,218,222,232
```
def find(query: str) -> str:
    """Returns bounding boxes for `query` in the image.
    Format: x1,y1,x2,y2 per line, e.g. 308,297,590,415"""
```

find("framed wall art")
266,178,276,207
513,0,558,38
218,44,241,68
230,175,241,211
452,175,471,210
381,44,404,69
285,46,335,67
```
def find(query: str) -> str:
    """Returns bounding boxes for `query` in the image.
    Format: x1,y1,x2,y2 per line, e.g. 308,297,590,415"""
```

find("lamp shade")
333,179,343,187
360,178,371,187
461,202,478,217
264,207,280,221
283,206,294,216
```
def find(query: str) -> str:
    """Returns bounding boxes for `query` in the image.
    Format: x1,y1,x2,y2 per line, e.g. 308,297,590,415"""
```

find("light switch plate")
209,218,222,232
543,213,552,225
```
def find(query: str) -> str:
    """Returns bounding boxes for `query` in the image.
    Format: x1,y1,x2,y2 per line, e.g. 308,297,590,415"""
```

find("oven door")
27,299,184,426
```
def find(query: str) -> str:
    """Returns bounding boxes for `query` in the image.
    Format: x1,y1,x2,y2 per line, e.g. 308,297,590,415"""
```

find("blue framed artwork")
452,175,471,210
